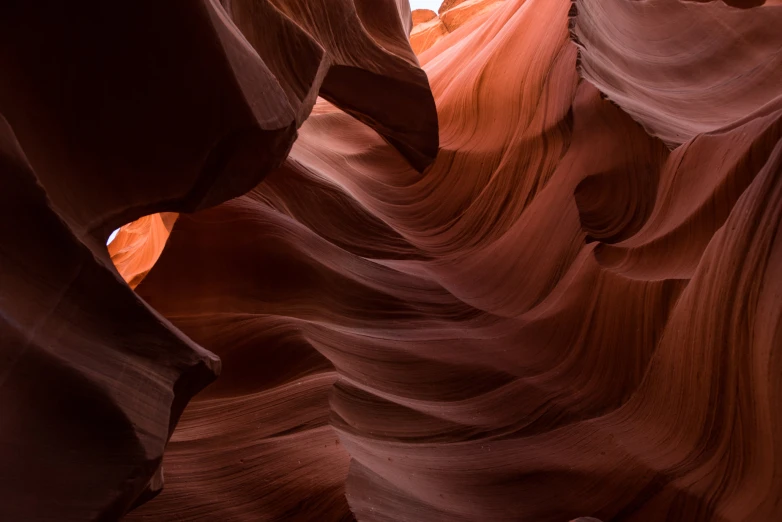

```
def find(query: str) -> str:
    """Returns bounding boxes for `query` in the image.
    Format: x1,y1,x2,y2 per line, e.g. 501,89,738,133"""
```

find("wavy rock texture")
220,0,438,171
0,113,220,522
410,9,448,54
0,0,434,520
109,213,178,289
410,0,506,53
3,0,781,521
117,0,782,520
570,0,782,146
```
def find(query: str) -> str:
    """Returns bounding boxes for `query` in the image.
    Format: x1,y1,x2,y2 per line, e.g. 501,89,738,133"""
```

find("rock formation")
109,213,178,289
411,0,506,53
0,1,434,519
570,0,782,146
2,0,781,521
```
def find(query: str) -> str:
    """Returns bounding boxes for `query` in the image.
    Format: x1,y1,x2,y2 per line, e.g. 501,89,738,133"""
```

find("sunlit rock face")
410,0,506,53
2,0,782,521
109,213,178,289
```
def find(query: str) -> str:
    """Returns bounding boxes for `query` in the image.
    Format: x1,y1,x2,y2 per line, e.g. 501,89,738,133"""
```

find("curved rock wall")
2,0,781,520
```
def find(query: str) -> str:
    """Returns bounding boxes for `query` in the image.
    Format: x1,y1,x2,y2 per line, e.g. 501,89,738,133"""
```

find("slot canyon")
1,0,782,520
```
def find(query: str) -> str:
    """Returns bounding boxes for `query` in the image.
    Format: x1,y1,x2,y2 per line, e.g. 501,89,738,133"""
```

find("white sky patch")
409,0,442,11
107,228,120,245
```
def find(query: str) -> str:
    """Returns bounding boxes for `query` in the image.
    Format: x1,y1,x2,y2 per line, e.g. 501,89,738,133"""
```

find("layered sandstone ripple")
2,0,781,521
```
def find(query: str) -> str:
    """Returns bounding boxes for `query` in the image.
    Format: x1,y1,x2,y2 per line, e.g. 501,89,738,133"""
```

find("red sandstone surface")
2,0,781,521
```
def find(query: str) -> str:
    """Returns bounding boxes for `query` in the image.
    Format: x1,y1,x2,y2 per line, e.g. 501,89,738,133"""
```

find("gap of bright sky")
409,0,442,11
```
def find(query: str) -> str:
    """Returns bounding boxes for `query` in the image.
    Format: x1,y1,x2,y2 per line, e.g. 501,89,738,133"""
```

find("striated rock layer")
570,0,782,146
0,0,434,520
126,0,782,520
2,0,782,521
411,0,506,53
